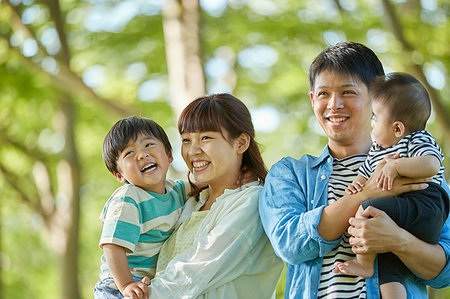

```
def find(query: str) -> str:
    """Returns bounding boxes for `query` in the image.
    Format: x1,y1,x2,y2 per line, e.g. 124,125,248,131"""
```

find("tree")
0,0,449,298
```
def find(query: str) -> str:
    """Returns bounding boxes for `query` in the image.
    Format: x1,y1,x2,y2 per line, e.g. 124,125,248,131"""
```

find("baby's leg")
334,206,376,277
380,282,406,299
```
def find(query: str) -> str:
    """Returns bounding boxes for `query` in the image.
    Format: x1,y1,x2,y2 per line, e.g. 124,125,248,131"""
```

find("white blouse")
148,182,283,299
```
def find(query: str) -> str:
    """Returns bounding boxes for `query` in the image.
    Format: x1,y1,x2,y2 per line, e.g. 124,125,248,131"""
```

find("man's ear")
114,171,126,183
393,121,405,138
235,133,250,154
168,151,174,163
309,91,314,107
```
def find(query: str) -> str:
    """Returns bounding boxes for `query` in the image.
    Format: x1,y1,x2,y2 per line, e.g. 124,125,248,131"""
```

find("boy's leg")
380,282,406,299
334,205,377,277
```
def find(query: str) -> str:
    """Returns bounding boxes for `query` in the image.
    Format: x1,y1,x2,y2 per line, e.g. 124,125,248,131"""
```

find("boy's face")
114,133,173,194
310,69,372,153
371,101,401,148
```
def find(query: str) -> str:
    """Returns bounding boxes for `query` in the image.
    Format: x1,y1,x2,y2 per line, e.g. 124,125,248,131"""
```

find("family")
94,42,450,299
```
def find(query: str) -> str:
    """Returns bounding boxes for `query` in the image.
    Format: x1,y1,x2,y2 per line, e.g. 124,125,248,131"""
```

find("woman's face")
181,129,244,191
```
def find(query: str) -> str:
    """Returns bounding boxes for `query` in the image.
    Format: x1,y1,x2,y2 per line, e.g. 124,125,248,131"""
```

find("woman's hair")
178,93,267,196
370,72,431,133
308,41,385,91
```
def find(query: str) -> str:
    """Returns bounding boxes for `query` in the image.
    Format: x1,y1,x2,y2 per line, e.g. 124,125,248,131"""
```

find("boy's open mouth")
141,163,157,173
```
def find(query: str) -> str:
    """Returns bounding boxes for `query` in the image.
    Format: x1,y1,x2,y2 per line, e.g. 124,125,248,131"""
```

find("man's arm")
259,158,340,264
317,159,431,241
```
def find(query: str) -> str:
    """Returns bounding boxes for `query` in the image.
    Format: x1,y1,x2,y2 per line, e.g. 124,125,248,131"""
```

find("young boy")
335,73,449,298
94,116,190,299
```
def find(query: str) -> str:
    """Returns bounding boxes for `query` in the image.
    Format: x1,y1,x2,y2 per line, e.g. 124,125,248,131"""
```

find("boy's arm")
103,244,149,299
346,174,368,194
387,155,440,178
319,159,430,241
378,155,440,191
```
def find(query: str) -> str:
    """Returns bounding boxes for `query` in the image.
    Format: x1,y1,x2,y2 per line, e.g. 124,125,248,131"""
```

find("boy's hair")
308,41,385,91
178,93,267,185
103,116,172,174
370,72,431,133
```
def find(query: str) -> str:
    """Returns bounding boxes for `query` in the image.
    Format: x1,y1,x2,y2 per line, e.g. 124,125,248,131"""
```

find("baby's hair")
103,116,171,174
370,72,431,133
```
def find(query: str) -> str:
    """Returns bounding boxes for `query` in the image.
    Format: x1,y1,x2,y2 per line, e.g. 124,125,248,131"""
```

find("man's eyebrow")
316,83,358,89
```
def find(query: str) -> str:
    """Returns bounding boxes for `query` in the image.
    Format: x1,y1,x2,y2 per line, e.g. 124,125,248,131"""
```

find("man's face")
310,69,372,151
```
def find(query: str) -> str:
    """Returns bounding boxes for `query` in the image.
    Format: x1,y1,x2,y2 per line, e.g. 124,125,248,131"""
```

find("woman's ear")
235,133,250,154
393,121,405,138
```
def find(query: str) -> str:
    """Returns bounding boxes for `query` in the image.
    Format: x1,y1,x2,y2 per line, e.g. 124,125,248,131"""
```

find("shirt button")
321,175,326,180
310,200,314,204
327,158,331,163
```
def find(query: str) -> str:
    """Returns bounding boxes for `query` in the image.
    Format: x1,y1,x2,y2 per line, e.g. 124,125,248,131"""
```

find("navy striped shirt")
318,155,367,299
359,130,444,184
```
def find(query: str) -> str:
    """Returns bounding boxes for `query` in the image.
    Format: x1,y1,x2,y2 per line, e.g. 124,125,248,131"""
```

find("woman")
147,94,283,298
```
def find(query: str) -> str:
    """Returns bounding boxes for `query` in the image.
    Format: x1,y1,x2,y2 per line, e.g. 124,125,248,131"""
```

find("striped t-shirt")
99,179,188,280
318,154,367,299
359,130,444,184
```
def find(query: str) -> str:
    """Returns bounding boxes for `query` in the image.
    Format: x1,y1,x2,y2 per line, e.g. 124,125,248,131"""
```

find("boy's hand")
346,181,364,194
376,155,399,191
122,277,150,299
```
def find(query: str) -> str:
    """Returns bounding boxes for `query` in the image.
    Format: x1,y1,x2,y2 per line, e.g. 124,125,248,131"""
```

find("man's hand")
347,206,408,255
122,277,150,299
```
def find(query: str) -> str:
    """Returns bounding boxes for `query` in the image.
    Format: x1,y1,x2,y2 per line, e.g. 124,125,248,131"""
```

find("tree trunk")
46,0,82,297
162,0,206,118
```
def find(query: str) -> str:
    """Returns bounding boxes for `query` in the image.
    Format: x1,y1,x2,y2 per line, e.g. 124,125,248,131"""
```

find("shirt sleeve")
421,179,450,288
148,187,272,298
258,158,339,265
99,195,141,252
407,132,443,164
358,157,372,179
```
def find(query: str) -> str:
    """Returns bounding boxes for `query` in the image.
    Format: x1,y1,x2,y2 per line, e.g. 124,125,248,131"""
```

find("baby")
335,73,449,299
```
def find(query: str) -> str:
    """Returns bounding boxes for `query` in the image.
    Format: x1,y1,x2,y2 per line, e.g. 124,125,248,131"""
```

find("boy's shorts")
94,277,123,299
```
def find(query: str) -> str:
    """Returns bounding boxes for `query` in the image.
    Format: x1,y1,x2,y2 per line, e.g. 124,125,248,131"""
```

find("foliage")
0,0,449,298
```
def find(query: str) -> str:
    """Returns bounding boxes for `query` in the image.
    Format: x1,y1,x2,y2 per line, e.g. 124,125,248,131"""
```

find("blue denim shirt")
259,146,450,298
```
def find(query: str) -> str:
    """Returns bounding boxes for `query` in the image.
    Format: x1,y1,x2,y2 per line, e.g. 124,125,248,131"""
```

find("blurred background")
0,0,449,298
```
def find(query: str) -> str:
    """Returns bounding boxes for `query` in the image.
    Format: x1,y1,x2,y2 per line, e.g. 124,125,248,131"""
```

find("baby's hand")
376,156,399,191
122,278,150,299
346,181,364,194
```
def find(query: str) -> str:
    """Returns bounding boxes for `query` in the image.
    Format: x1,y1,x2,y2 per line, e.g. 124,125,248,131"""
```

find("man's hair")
102,116,172,174
308,41,385,91
370,72,431,133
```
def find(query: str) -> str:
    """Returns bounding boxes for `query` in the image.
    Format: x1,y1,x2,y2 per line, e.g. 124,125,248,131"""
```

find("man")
259,41,450,298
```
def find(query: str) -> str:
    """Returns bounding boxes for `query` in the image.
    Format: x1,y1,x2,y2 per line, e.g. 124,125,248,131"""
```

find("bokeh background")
1,0,449,298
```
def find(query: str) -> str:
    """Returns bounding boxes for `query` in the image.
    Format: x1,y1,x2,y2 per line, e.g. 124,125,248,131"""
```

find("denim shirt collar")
311,145,333,168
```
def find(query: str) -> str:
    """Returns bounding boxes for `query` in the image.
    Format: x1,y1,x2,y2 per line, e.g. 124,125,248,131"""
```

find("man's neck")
328,140,372,159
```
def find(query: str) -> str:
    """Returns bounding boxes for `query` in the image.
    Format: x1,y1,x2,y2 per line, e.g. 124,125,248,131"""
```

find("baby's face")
371,101,400,148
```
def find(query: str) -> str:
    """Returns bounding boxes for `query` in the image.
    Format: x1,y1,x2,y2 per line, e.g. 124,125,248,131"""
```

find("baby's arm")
346,174,368,194
378,155,440,191
103,244,149,299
